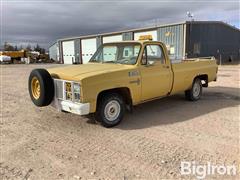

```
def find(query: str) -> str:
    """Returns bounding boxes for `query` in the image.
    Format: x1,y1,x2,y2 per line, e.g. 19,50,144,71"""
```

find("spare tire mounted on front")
28,69,54,107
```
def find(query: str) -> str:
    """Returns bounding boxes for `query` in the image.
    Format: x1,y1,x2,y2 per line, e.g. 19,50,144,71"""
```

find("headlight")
73,83,80,92
73,83,81,102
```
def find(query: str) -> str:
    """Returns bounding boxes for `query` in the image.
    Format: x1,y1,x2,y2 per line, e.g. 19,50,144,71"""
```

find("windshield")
89,43,141,65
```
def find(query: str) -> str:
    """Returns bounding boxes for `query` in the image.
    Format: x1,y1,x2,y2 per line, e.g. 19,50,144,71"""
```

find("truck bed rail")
183,56,215,61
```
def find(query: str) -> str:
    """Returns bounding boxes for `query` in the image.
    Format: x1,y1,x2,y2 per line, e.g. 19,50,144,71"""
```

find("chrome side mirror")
148,61,155,65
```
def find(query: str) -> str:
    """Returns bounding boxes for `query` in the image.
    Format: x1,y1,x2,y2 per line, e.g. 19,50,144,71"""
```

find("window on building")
193,43,201,55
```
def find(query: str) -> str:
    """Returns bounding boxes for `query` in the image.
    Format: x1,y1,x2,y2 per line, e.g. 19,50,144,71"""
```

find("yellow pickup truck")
28,36,218,127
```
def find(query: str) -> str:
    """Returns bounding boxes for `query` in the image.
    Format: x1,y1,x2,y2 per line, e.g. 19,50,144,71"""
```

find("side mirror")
148,60,155,66
142,56,147,65
144,60,155,67
141,48,147,65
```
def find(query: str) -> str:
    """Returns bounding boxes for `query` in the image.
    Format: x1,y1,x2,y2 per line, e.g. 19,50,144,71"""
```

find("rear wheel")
185,78,202,101
95,93,125,128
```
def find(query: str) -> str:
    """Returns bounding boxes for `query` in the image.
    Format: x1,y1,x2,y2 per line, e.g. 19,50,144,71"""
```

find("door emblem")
128,71,139,77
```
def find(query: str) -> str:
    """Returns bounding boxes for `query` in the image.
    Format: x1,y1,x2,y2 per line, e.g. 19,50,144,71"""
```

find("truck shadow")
116,86,240,130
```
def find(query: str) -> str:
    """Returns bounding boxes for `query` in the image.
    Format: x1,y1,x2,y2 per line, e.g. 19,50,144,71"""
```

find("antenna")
186,11,194,21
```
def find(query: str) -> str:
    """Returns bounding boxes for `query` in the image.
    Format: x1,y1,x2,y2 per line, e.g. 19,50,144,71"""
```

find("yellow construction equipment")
0,50,26,60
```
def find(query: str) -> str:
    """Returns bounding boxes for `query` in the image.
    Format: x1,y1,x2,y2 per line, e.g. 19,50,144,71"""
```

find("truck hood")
47,63,133,81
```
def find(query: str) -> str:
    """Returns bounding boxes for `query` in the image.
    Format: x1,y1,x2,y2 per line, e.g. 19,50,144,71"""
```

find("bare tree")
14,45,18,51
34,44,46,54
26,44,32,51
19,45,23,50
4,42,15,51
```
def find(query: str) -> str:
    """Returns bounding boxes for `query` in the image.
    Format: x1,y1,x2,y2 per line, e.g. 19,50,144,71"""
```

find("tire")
95,93,125,128
28,69,54,107
185,78,202,101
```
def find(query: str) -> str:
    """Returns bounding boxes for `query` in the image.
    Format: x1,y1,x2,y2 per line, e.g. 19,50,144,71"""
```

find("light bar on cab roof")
138,35,153,41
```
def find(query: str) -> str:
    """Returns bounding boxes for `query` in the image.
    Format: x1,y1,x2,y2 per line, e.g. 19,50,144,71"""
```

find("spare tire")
28,69,54,107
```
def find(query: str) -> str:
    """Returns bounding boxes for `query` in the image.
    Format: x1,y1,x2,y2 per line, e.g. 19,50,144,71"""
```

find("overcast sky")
1,0,239,49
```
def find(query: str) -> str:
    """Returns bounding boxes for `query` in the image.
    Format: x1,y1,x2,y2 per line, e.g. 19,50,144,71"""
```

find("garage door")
62,41,75,64
81,38,97,64
134,30,158,41
103,34,122,43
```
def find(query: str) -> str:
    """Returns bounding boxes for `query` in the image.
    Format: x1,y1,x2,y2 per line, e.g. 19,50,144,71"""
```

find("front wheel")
185,78,202,101
95,93,125,128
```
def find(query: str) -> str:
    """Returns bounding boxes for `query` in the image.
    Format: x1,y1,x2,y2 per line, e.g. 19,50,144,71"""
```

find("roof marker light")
138,35,153,41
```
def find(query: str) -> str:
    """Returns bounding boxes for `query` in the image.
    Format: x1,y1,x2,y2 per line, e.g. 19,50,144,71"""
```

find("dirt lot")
0,64,239,179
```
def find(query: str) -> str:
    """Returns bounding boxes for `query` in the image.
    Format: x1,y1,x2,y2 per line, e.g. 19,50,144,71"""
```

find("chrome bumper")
51,99,90,115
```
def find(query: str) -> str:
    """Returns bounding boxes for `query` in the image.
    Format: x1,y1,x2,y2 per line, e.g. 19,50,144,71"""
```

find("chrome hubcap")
104,100,121,121
193,81,201,97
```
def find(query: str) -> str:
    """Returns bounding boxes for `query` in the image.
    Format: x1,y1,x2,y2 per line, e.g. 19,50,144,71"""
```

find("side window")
145,45,165,64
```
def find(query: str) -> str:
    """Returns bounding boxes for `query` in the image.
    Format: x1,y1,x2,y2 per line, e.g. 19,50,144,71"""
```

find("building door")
62,41,75,64
81,38,97,64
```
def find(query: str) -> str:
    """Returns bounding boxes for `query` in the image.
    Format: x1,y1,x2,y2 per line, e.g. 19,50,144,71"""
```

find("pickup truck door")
139,44,172,101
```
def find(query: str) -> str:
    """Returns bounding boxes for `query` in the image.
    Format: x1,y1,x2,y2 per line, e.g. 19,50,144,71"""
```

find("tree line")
3,42,46,54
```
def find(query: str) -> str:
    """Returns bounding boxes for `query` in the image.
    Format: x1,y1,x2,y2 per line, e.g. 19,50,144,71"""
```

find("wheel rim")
31,77,41,99
193,81,201,97
104,100,121,122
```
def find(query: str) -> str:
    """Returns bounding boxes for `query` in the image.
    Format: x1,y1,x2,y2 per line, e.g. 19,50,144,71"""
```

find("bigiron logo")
180,161,237,179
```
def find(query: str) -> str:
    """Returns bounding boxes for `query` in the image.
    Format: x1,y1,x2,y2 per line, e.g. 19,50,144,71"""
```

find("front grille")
53,79,80,102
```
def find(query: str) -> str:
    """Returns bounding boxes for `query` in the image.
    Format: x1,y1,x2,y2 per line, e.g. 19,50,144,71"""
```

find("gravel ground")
0,64,239,179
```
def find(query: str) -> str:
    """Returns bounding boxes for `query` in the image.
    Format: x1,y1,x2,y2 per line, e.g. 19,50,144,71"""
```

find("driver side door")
139,44,172,101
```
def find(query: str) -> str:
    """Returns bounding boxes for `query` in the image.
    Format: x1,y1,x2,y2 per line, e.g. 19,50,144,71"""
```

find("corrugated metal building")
50,21,240,64
185,21,240,63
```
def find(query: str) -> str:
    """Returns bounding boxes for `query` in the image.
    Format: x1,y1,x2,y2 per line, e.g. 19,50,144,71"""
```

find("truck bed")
170,57,218,94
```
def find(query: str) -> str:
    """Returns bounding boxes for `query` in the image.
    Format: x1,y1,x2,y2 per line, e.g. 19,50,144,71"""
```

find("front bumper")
51,78,90,115
51,98,90,115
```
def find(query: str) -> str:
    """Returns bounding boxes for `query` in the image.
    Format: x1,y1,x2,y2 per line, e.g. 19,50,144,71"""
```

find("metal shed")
185,21,240,64
50,21,239,64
